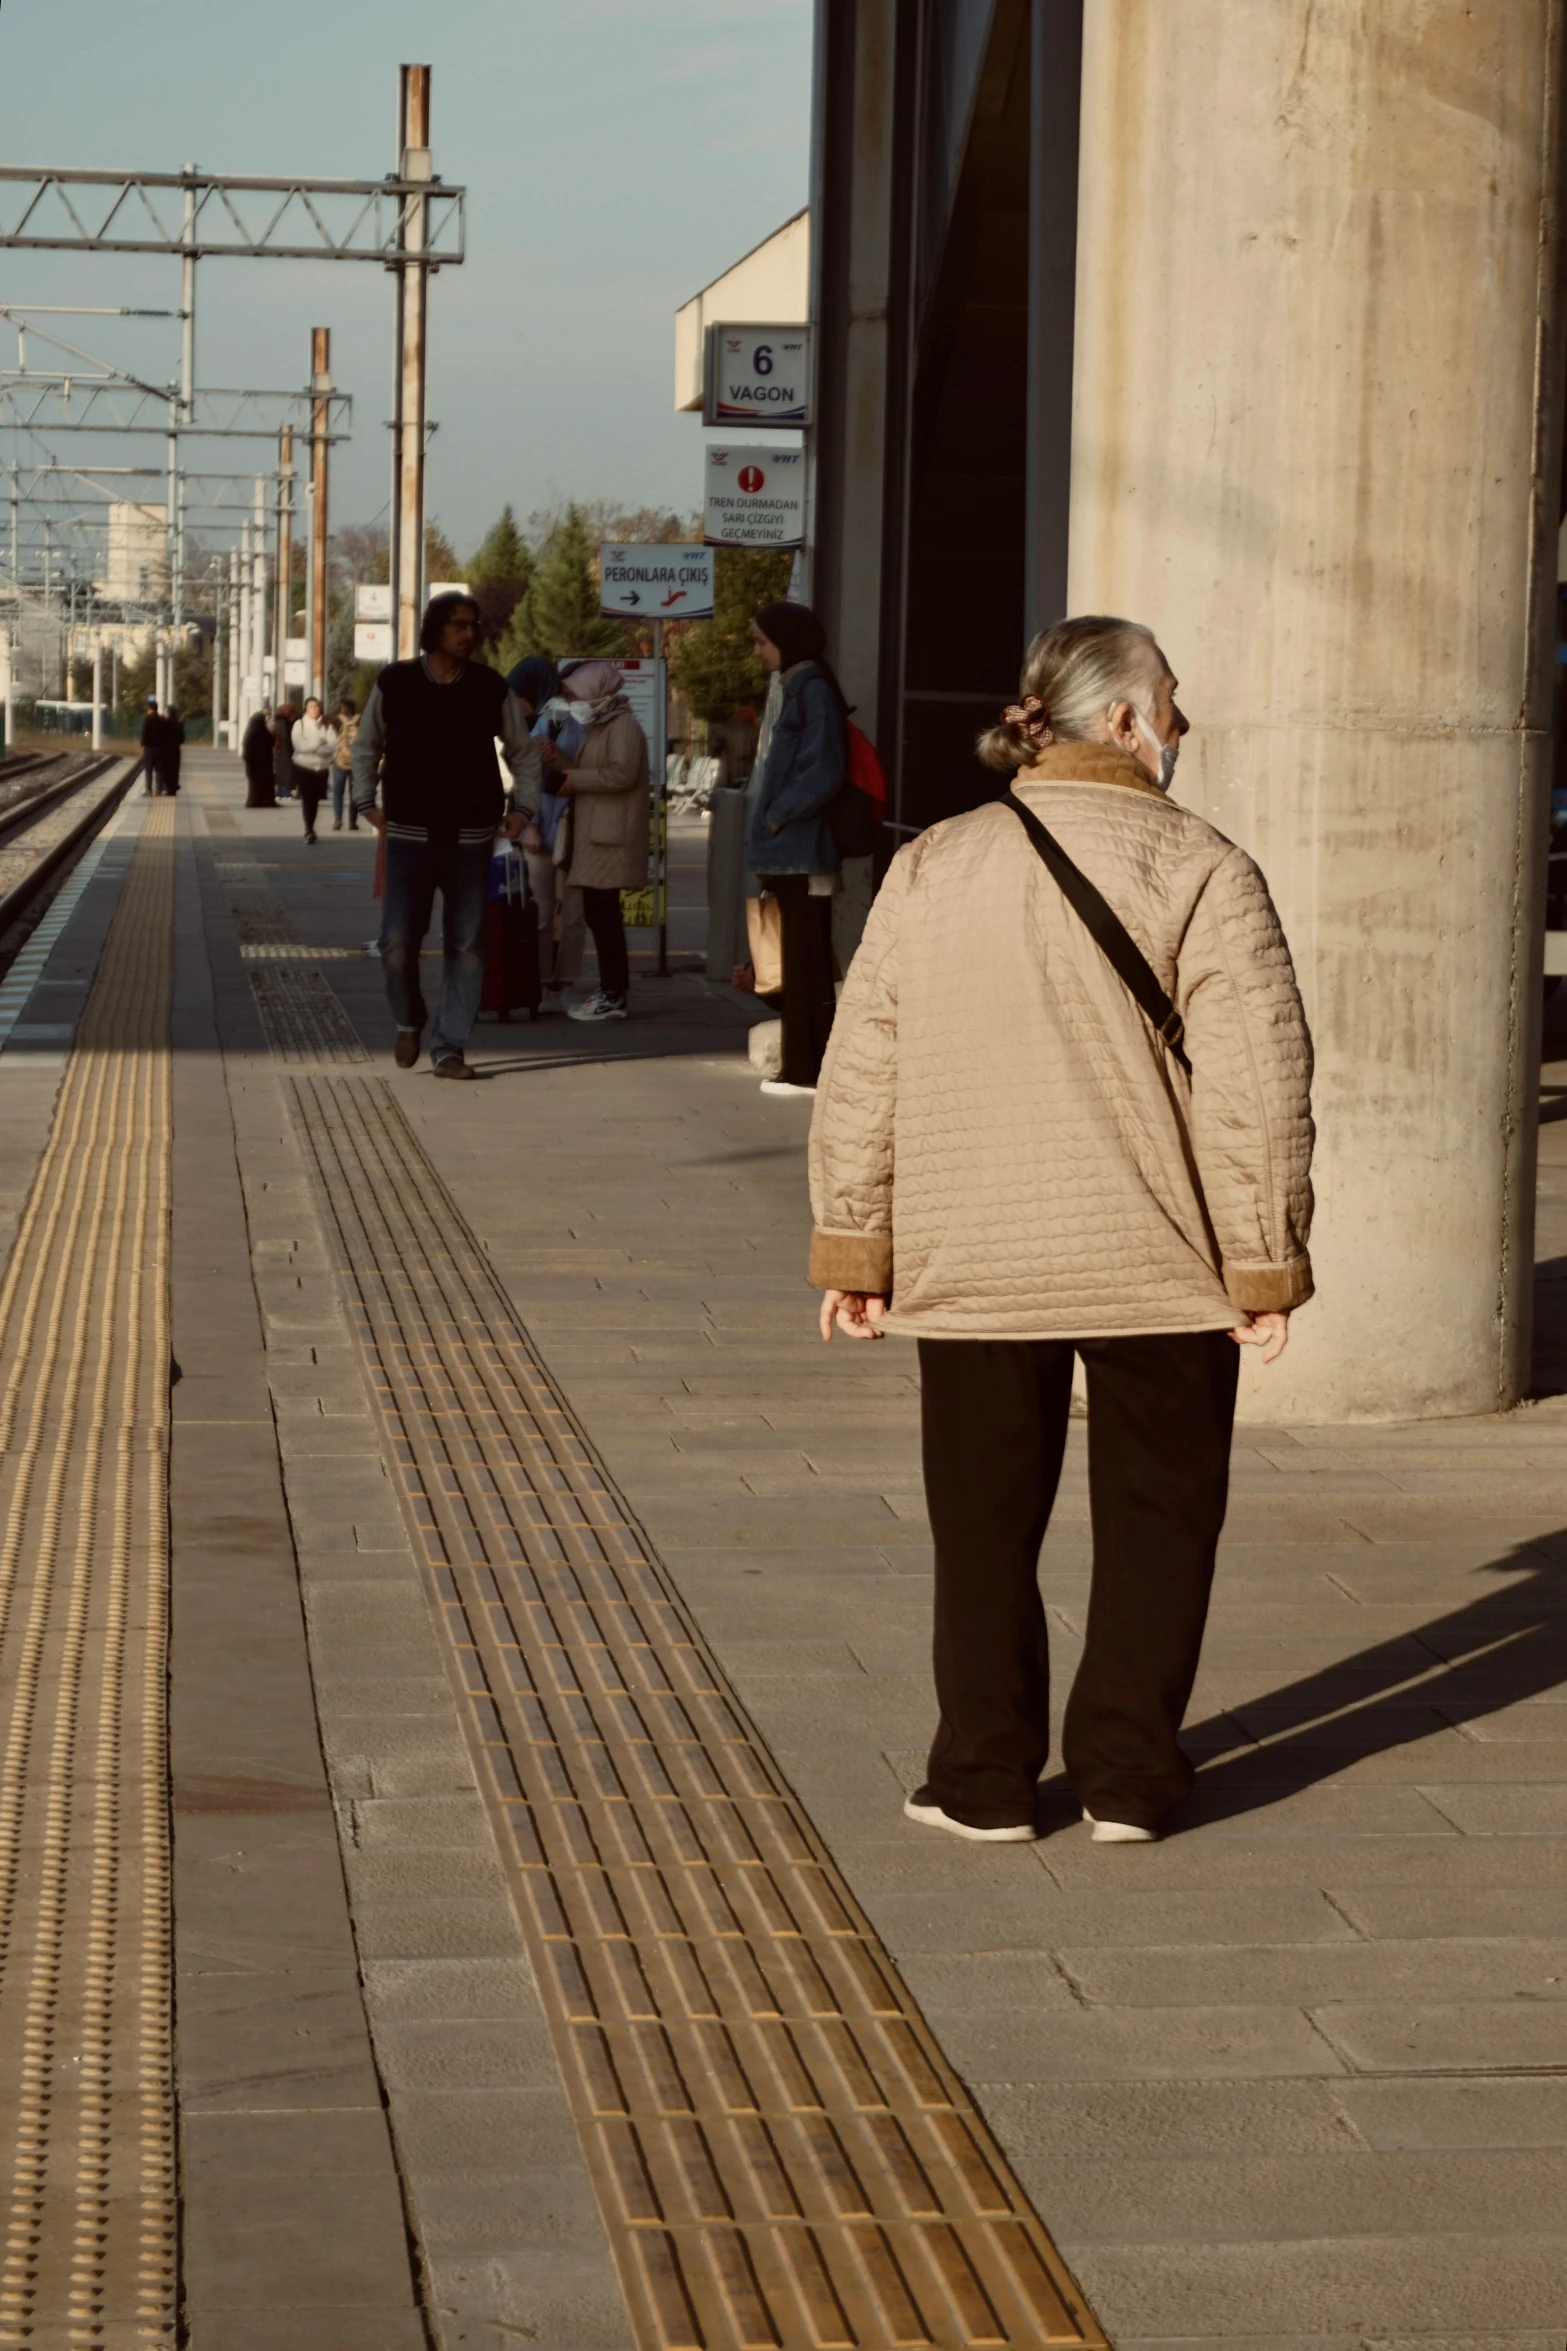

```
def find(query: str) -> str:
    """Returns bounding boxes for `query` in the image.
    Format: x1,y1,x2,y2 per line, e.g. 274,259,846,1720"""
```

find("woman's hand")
819,1291,887,1343
537,739,568,773
1230,1310,1289,1365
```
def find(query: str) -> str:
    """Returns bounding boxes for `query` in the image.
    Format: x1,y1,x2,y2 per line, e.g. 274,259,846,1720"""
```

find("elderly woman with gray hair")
808,615,1315,1847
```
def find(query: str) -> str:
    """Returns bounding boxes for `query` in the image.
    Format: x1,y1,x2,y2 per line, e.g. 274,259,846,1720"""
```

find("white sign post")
704,445,806,547
354,583,392,622
597,547,714,980
703,325,812,428
598,543,715,623
353,621,394,663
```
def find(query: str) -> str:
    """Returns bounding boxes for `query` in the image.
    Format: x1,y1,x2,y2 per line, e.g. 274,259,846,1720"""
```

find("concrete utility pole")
393,64,432,659
308,326,331,702
273,424,293,704
227,546,240,740
1069,1,1567,1421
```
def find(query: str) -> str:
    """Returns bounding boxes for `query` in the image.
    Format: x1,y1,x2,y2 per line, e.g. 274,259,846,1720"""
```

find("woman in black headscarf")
747,601,847,1094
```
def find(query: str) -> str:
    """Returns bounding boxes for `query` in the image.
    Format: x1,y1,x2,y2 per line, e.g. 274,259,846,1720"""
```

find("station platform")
0,748,1563,2351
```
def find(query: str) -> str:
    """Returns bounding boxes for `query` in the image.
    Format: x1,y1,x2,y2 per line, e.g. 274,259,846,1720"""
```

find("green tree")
424,519,461,585
469,503,530,583
501,505,625,665
467,503,532,652
670,547,794,721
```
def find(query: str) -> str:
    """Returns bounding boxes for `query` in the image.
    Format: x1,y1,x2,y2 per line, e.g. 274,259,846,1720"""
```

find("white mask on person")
1136,707,1180,794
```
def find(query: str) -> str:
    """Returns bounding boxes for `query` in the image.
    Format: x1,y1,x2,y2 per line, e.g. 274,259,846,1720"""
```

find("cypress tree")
506,505,625,664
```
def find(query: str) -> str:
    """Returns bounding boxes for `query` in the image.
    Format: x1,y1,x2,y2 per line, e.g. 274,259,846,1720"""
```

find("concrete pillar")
809,0,902,750
1069,2,1567,1421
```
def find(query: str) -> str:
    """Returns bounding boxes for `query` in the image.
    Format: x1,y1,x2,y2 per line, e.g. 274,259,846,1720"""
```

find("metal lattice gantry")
0,64,460,721
0,379,352,438
0,167,463,265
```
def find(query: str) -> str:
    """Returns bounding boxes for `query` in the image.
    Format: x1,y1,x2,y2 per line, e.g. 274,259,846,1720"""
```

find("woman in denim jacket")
747,601,847,1093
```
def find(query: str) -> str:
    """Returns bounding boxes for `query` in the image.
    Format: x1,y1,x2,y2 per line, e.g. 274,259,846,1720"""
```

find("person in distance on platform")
138,695,164,795
748,601,845,1095
241,706,275,808
329,699,359,831
290,695,337,845
161,705,184,795
271,704,297,802
351,591,540,1079
505,655,569,1008
809,616,1315,1849
536,658,649,1025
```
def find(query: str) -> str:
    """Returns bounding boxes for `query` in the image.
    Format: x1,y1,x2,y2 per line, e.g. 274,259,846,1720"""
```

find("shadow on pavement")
1163,1534,1567,1830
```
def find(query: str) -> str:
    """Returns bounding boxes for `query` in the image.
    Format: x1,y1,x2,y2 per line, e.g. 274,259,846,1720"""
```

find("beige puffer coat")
562,710,650,894
808,742,1314,1338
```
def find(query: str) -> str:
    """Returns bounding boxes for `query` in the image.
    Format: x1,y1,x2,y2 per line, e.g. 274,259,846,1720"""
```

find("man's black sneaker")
432,1052,476,1081
394,1029,422,1069
903,1785,1037,1843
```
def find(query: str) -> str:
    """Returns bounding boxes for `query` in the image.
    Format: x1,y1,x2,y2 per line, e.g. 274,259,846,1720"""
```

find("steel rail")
0,756,134,935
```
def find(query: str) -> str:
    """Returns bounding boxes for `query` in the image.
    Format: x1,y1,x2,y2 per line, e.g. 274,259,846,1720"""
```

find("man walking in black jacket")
352,592,540,1078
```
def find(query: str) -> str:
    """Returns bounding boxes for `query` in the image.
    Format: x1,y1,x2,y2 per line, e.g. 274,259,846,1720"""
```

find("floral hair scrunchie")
1003,693,1053,750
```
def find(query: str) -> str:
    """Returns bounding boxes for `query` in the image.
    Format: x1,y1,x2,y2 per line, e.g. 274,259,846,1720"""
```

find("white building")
674,211,809,414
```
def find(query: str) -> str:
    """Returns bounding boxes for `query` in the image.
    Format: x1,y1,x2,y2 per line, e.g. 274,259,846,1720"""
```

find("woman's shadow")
1149,1534,1567,1830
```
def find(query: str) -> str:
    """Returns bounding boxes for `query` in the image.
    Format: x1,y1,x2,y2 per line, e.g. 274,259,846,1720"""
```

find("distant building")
98,501,169,606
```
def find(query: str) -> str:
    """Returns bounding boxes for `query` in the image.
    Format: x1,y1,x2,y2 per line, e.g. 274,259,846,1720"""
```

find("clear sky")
0,0,813,559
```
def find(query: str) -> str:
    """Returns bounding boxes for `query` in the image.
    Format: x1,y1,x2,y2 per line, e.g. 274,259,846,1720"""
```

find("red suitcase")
479,850,542,1020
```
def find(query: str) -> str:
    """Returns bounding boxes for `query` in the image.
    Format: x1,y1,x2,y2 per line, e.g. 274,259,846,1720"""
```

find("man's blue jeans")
381,834,491,1059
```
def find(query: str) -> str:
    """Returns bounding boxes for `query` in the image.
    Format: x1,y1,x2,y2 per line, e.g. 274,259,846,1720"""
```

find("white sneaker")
567,991,629,1023
904,1788,1037,1844
1083,1809,1157,1844
760,1078,816,1096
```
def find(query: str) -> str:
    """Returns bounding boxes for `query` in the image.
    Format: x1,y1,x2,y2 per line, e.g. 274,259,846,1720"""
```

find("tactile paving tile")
0,800,177,2345
289,1072,1106,2351
215,854,371,1061
248,964,369,1063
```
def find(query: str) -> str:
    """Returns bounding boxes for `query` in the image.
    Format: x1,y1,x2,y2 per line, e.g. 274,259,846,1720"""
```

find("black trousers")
918,1330,1240,1830
293,764,325,836
757,872,835,1085
580,885,629,997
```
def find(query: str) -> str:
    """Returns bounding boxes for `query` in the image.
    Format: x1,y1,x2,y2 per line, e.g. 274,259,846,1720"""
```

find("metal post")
227,547,240,738
309,326,330,701
251,477,267,708
91,631,102,749
395,65,432,660
3,625,12,753
653,616,668,978
237,519,251,723
274,424,293,700
110,636,119,721
213,577,225,748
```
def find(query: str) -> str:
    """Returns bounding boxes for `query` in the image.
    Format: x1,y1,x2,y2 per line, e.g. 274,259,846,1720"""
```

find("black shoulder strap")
1002,790,1191,1075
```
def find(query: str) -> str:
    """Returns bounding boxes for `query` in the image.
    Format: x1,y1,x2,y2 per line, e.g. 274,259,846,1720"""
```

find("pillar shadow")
1160,1535,1567,1830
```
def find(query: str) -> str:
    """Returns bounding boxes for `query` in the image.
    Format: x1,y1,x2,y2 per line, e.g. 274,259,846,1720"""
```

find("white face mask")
1136,707,1180,793
546,696,595,725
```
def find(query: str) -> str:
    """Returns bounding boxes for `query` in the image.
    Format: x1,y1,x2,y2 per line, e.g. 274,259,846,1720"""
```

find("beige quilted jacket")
808,742,1314,1337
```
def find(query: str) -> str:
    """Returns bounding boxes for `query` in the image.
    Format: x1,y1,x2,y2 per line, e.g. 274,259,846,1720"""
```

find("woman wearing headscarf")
537,659,649,1023
506,655,565,988
748,601,847,1094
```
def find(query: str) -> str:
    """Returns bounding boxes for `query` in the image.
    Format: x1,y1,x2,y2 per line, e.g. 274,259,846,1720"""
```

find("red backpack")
829,720,887,856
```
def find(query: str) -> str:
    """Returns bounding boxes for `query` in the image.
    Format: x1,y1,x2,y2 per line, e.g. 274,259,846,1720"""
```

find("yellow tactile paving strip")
0,801,176,2346
291,1071,1106,2351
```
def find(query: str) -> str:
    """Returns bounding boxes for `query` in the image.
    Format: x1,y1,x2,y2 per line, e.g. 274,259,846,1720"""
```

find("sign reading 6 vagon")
702,324,812,429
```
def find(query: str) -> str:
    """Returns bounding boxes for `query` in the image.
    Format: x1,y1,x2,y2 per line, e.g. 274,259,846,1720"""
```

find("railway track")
0,754,138,948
